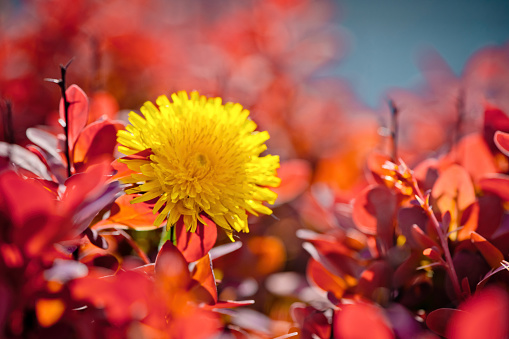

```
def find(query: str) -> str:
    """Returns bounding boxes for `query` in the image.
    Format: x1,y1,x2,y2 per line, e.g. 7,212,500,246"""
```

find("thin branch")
45,58,74,177
388,99,399,162
2,100,14,145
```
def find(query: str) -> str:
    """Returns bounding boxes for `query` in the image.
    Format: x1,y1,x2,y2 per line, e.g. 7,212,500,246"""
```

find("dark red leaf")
426,308,459,337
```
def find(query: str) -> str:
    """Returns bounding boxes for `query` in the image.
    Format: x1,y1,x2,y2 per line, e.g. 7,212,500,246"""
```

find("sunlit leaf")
59,84,89,149
176,216,217,263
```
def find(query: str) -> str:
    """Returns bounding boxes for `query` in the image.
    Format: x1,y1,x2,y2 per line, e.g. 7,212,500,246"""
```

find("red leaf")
447,288,509,339
73,120,124,171
333,302,394,339
272,159,311,205
479,174,509,201
155,241,191,286
62,160,112,213
494,131,509,156
59,85,89,149
176,216,217,263
291,304,331,339
426,308,460,337
352,185,397,248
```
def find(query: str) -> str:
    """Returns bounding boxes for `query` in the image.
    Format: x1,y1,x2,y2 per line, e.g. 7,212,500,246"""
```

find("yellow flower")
117,91,280,240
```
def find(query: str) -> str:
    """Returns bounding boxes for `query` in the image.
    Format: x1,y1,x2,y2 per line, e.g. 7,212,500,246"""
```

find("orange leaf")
432,164,476,213
190,254,217,304
306,258,347,300
36,299,65,327
94,194,163,231
470,232,504,269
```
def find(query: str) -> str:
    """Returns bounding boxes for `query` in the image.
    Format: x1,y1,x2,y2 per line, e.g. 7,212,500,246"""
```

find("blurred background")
1,0,509,337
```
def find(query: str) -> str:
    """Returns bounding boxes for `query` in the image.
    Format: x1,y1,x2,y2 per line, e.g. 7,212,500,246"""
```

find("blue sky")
334,0,509,107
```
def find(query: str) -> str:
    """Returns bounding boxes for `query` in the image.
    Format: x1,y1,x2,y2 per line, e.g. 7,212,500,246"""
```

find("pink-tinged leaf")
431,164,476,214
176,216,217,263
59,85,89,149
0,142,52,180
93,194,164,231
26,128,62,163
299,233,360,278
83,227,108,249
447,288,509,339
333,302,394,339
272,159,311,205
477,264,509,290
209,241,243,261
73,120,124,172
426,308,460,337
190,254,217,304
155,241,191,286
470,232,504,269
494,131,509,156
479,174,509,201
306,258,347,300
200,300,255,310
62,160,112,212
352,185,397,248
291,303,331,339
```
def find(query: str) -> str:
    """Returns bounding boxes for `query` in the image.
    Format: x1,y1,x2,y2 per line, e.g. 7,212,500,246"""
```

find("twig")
388,99,399,162
45,58,74,177
2,100,14,145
